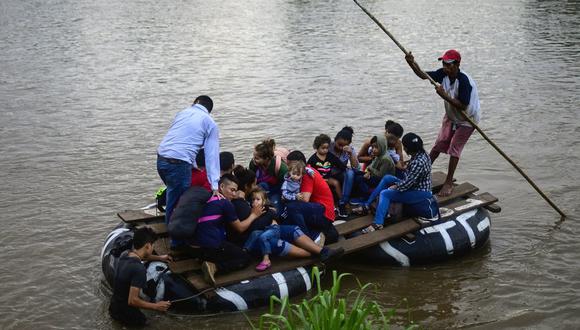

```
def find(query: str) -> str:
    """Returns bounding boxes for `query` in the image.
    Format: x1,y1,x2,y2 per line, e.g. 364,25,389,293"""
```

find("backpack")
155,187,167,212
167,186,212,240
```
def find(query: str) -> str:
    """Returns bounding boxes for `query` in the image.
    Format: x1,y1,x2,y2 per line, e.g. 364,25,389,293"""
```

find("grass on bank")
248,267,418,330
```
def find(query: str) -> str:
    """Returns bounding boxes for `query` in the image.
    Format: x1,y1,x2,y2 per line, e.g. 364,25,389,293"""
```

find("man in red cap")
405,49,481,196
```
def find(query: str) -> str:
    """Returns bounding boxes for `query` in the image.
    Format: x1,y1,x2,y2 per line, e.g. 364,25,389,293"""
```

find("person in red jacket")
283,150,339,244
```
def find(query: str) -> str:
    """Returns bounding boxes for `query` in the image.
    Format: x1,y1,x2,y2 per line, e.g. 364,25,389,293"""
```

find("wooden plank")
153,237,170,256
118,209,164,223
431,171,448,188
185,273,212,291
467,193,501,213
437,192,498,221
196,258,324,290
139,223,168,237
435,182,479,205
330,219,420,254
336,216,374,236
170,259,202,274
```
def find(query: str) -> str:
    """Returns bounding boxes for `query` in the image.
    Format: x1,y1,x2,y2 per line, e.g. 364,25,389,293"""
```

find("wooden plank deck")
118,208,163,223
173,190,498,291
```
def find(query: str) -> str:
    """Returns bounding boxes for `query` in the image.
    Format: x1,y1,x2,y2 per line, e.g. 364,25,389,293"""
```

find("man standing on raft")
157,95,220,225
405,49,481,196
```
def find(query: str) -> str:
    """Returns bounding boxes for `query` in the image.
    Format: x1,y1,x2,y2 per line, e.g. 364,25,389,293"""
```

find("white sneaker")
314,233,326,247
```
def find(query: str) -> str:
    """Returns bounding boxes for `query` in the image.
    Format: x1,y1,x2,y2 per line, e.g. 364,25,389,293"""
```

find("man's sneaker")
314,233,326,247
320,247,345,262
337,204,349,219
202,261,217,286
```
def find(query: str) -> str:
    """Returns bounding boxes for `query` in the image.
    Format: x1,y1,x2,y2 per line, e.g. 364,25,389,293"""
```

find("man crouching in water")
109,227,172,326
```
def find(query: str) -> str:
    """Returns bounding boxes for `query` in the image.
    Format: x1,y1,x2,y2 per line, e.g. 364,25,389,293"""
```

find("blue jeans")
363,175,400,207
353,172,381,199
258,182,282,216
243,225,304,256
157,156,192,246
374,189,433,225
284,201,338,243
339,168,356,205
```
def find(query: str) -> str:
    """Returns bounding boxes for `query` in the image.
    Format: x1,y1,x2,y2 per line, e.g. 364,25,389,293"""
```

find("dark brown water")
1,0,579,328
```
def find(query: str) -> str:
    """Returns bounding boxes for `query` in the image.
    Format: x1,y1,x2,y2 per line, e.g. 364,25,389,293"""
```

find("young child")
244,189,343,271
307,134,346,210
281,161,305,201
243,189,288,271
386,134,407,179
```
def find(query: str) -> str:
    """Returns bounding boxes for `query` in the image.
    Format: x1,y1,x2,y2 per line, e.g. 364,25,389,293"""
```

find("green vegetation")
249,267,418,330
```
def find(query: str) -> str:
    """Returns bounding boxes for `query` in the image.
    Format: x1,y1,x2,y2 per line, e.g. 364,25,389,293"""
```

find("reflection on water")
0,0,579,328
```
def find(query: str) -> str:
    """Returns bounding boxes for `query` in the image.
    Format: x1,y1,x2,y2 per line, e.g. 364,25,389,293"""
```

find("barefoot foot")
438,183,454,197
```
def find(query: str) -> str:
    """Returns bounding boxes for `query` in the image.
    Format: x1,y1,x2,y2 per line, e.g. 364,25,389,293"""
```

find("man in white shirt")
157,96,220,231
405,50,481,196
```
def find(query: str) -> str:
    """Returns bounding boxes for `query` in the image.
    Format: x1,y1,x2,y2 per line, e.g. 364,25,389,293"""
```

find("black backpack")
167,186,212,240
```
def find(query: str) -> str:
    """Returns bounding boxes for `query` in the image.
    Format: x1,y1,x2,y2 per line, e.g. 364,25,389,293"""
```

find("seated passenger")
307,134,347,213
249,138,288,212
195,174,264,286
362,133,433,233
109,227,172,326
191,148,211,192
357,120,404,169
220,151,235,176
329,126,359,217
283,151,339,244
386,133,407,179
352,135,394,199
243,189,344,271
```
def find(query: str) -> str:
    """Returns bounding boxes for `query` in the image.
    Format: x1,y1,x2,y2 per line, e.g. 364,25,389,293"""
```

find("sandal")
361,224,383,234
255,261,271,272
351,205,369,215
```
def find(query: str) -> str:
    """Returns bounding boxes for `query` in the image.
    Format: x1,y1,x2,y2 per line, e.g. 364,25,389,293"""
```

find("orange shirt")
301,166,335,221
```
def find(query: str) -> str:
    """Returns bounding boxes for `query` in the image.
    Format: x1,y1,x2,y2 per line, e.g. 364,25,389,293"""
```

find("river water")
1,0,579,328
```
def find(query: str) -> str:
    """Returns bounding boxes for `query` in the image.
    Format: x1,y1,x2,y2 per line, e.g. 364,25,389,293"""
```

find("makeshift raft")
101,171,500,312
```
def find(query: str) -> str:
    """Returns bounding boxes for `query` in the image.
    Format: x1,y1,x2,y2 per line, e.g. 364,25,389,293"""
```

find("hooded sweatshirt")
367,135,395,178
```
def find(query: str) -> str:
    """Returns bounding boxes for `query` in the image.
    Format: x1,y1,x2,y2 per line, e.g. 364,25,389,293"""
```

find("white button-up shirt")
157,104,220,190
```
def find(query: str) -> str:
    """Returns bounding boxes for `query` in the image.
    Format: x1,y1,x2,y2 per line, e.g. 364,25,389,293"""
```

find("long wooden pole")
353,0,566,218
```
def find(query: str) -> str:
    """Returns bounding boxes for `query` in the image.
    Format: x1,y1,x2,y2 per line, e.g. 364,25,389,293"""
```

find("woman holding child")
283,151,340,244
249,139,287,212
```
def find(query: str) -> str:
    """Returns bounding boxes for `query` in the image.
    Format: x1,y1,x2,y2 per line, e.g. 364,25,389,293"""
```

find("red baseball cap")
438,49,461,63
